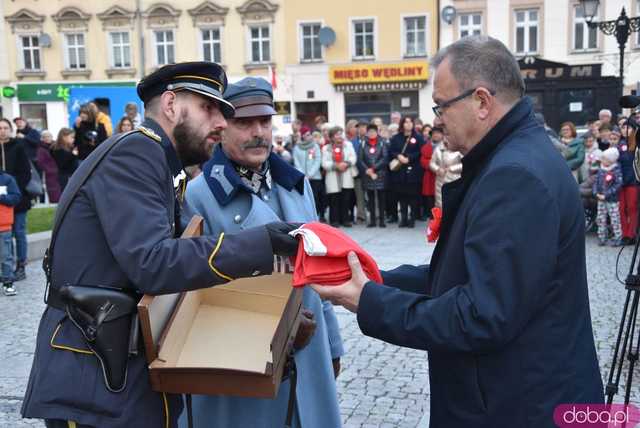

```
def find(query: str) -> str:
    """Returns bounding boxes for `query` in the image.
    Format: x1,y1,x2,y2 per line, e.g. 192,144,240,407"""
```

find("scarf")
332,143,344,163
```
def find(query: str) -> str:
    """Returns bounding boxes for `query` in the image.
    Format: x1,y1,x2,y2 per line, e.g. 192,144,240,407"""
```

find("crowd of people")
278,112,463,229
540,108,640,247
0,101,141,296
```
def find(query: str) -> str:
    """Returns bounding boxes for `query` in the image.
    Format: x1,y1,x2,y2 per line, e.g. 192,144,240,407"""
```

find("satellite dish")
318,27,336,47
39,33,52,48
441,6,457,25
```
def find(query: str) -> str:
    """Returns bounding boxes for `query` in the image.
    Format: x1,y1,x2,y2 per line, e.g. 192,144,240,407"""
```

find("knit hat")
601,147,619,164
300,126,311,137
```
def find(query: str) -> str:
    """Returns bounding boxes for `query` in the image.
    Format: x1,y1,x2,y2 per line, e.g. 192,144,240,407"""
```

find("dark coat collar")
461,97,535,176
203,144,305,206
141,118,183,178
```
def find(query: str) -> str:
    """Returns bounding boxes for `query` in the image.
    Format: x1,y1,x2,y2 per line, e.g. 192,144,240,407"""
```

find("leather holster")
59,285,138,393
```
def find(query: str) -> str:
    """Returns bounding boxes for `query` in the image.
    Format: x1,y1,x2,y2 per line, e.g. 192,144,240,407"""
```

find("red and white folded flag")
289,222,383,287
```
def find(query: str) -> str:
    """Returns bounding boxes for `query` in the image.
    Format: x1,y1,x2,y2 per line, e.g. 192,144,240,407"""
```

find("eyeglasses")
432,88,496,118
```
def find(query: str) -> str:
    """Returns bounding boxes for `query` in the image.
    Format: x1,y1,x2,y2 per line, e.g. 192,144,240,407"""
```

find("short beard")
173,111,214,166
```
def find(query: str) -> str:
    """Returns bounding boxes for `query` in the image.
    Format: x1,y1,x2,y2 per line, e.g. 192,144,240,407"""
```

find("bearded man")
180,77,344,428
21,62,300,428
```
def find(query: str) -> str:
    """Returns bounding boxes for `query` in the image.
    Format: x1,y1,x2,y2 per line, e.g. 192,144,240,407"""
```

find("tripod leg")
607,289,634,404
624,294,640,405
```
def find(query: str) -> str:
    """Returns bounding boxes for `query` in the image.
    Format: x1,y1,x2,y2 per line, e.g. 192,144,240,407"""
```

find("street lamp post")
580,0,640,99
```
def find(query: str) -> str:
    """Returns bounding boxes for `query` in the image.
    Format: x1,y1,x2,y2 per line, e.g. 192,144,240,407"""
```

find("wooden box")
137,216,303,398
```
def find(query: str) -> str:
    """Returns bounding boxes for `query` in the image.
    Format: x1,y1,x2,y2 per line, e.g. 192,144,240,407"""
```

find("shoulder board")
138,126,161,142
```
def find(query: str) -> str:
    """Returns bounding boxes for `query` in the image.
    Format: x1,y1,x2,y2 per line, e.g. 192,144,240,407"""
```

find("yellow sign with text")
329,61,429,84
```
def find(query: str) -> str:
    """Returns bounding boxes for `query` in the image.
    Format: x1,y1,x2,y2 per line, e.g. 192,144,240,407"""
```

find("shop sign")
17,81,135,102
2,87,16,98
329,61,428,85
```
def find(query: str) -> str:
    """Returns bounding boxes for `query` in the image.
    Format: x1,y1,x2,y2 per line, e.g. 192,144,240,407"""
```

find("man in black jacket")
0,118,31,282
14,117,40,163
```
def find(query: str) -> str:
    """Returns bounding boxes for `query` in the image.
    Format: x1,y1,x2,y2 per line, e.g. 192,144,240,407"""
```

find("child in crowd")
0,170,21,295
593,147,623,246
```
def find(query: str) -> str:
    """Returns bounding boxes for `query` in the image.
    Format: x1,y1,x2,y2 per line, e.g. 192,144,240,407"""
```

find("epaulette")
138,126,161,142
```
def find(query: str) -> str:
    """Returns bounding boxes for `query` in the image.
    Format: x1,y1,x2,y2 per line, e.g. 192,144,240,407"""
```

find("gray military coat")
180,146,344,428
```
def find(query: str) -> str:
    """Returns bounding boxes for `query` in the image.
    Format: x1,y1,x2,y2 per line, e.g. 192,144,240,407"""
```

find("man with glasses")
312,36,603,427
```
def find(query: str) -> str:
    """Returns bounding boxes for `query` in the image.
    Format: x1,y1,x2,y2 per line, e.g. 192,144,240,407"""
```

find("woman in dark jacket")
51,128,79,193
388,116,424,227
74,104,107,160
36,131,61,203
358,124,388,228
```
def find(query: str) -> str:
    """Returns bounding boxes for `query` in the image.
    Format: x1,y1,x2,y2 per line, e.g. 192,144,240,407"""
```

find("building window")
201,28,222,63
65,33,86,70
515,9,539,55
353,19,375,58
20,36,41,70
404,16,427,57
249,25,270,63
109,32,131,68
460,13,482,38
574,6,597,51
154,30,175,66
300,23,322,62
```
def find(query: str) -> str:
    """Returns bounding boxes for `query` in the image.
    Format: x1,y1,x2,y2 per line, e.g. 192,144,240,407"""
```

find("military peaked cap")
224,77,277,118
137,61,235,118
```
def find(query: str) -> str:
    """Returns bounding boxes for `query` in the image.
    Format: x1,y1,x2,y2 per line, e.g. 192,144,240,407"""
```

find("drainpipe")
436,0,441,51
136,0,145,79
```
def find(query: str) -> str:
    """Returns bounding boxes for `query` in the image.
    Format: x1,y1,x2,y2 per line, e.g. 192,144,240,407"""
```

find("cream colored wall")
284,0,437,65
4,0,286,82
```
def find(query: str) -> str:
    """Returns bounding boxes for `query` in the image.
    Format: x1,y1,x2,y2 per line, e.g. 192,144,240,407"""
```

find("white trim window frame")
573,5,598,51
351,17,376,60
200,27,222,63
154,29,175,66
19,34,41,71
299,21,323,62
402,15,428,57
109,31,132,69
64,33,87,70
514,9,539,55
248,24,271,63
459,13,482,38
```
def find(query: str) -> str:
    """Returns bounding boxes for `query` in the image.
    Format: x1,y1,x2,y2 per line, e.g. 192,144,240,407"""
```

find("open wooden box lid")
137,216,303,397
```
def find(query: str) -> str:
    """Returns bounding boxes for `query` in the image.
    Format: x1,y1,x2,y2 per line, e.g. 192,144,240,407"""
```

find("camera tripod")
605,236,640,405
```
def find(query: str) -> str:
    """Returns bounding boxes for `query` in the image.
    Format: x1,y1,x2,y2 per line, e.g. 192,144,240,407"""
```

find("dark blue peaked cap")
136,61,235,118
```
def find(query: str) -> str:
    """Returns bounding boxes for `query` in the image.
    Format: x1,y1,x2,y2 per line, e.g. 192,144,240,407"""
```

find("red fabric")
426,207,442,242
332,144,343,163
420,142,436,196
367,137,377,147
619,185,639,239
292,222,383,287
0,205,13,233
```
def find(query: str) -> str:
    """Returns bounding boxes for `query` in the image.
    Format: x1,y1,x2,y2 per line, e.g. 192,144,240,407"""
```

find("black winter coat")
0,139,32,212
387,131,424,192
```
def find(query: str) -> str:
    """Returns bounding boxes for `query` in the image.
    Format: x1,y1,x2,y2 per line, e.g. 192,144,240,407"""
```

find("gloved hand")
265,222,301,256
293,309,316,350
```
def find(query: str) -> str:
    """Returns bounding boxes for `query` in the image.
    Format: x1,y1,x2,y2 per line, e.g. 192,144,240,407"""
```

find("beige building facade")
282,0,438,128
2,0,436,134
2,0,285,134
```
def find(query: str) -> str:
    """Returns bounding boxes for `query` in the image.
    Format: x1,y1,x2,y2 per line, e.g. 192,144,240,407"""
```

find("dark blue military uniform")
21,64,281,428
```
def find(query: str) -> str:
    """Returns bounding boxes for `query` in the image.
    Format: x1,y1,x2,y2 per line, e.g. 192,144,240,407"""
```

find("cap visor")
183,87,236,118
232,104,277,118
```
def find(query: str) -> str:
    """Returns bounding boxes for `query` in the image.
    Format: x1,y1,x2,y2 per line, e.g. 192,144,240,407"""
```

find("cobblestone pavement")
1,223,638,427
